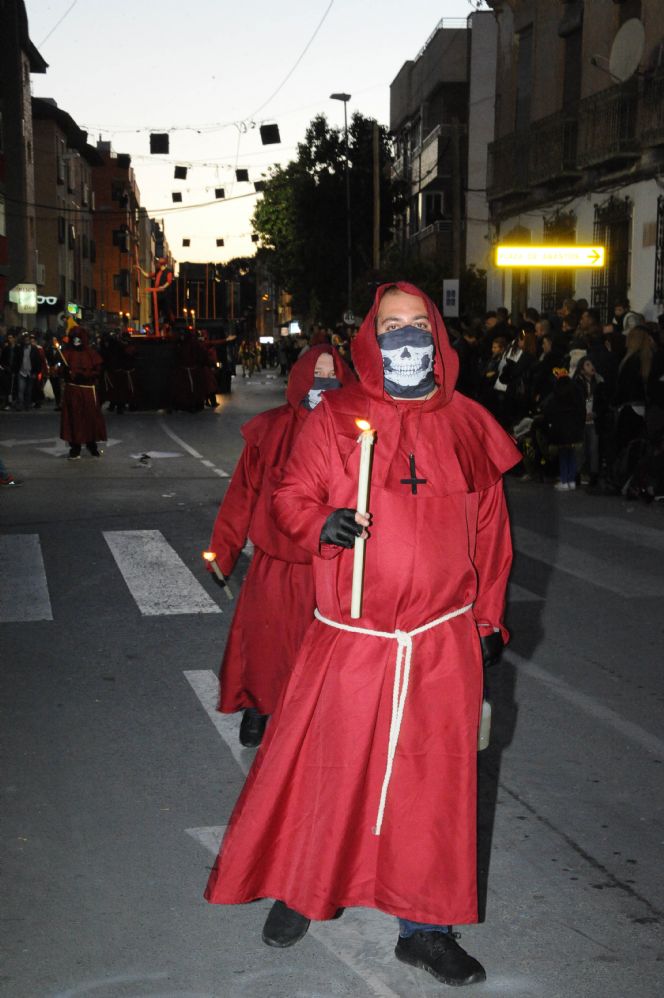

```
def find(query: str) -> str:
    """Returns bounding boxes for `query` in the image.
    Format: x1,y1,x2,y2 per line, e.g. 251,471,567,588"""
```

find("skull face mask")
301,376,342,411
379,325,435,399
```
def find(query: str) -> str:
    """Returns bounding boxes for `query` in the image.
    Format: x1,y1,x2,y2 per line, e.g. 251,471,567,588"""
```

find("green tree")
252,113,403,325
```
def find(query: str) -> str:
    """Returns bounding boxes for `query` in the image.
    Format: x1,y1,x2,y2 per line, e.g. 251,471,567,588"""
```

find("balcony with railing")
576,79,640,169
640,68,664,149
486,131,530,200
528,111,580,186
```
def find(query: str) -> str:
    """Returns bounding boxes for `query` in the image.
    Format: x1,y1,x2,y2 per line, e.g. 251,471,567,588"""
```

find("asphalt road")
1,373,663,998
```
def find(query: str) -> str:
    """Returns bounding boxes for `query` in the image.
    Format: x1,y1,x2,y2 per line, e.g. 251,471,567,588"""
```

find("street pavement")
1,373,663,998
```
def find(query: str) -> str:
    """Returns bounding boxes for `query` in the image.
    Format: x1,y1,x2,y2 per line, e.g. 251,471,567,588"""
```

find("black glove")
480,630,503,668
320,508,363,548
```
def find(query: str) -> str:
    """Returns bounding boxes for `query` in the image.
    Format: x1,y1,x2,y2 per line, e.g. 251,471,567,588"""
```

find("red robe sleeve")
208,443,262,576
471,480,513,644
272,407,338,558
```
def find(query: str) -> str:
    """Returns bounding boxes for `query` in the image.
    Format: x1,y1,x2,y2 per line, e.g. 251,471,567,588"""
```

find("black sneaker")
262,900,310,948
239,708,269,747
395,930,486,986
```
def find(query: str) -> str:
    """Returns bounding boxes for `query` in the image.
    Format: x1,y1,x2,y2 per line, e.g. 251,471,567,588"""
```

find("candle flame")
355,419,372,431
202,550,216,562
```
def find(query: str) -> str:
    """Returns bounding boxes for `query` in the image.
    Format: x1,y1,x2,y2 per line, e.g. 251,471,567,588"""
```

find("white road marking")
184,670,252,774
0,436,61,447
185,825,227,854
34,438,122,457
185,668,403,998
508,582,542,602
565,515,664,552
513,525,664,597
0,535,53,622
161,422,229,477
505,649,664,757
104,530,221,616
129,450,182,459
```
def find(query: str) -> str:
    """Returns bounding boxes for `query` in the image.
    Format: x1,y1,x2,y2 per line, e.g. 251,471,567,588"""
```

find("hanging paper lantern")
172,192,183,203
182,238,190,247
253,181,266,192
235,169,249,182
150,133,169,154
259,123,281,145
215,188,225,199
174,165,188,180
216,238,225,247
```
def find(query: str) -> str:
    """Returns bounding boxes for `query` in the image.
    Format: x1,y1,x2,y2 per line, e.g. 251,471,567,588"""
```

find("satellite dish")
609,18,645,82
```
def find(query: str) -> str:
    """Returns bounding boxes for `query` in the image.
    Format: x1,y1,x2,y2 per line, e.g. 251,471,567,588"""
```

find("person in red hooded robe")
204,283,520,987
206,345,354,747
59,326,107,459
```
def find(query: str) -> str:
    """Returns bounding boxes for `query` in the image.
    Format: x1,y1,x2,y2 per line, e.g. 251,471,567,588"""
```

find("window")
563,24,583,109
60,275,66,298
0,194,5,237
90,239,96,263
82,234,89,259
58,216,66,244
68,224,76,249
654,195,664,305
515,26,533,132
591,196,632,322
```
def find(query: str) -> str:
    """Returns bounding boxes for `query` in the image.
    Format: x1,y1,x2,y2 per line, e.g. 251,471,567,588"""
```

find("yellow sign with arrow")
495,245,606,268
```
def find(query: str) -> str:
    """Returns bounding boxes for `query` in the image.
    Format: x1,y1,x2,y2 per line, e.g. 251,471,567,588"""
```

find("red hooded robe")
209,345,354,715
60,328,107,445
204,283,520,925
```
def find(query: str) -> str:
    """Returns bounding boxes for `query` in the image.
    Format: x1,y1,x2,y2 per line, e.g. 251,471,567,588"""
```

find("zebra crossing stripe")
565,516,664,553
0,535,53,622
104,530,222,616
513,525,664,597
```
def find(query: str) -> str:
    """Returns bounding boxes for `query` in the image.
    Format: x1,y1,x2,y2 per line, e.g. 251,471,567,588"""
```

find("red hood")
351,281,459,407
286,344,355,409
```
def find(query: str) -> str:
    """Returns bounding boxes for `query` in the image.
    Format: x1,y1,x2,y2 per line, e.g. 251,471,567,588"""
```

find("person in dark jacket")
542,367,585,491
574,357,609,486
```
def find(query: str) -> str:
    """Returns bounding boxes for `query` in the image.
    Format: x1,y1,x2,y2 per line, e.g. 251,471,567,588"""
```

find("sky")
26,0,487,266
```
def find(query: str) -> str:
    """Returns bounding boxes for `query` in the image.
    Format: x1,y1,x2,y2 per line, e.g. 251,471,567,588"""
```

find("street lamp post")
330,92,352,322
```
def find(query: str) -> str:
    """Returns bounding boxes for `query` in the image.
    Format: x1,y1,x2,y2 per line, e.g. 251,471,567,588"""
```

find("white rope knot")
313,603,473,836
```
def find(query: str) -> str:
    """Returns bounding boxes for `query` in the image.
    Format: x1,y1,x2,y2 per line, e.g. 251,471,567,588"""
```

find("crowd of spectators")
449,298,664,501
3,302,664,500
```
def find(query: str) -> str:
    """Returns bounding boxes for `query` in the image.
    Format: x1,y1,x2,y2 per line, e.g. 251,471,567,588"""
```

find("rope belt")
314,603,473,835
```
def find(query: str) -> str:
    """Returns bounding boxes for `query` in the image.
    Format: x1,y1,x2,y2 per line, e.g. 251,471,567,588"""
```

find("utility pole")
451,118,462,279
330,93,353,320
372,121,380,272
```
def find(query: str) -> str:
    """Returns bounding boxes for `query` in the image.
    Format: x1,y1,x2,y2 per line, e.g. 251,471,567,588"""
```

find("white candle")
351,420,375,619
202,551,234,600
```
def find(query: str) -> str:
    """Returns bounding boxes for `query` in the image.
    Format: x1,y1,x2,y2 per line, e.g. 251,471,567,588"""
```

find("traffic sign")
343,310,355,325
495,245,605,268
9,283,38,313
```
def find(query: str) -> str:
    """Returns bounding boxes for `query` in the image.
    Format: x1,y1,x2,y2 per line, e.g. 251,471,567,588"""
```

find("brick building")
91,142,141,324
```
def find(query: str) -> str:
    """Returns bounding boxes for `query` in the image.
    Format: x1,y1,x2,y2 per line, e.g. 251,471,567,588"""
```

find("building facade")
485,0,664,321
0,0,47,323
390,20,469,275
32,98,102,332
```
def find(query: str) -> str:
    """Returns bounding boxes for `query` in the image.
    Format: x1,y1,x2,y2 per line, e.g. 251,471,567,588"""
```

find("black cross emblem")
401,453,427,494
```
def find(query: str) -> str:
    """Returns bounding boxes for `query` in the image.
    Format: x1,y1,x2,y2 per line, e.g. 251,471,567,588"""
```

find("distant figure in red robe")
60,326,107,460
206,345,354,747
205,283,521,987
